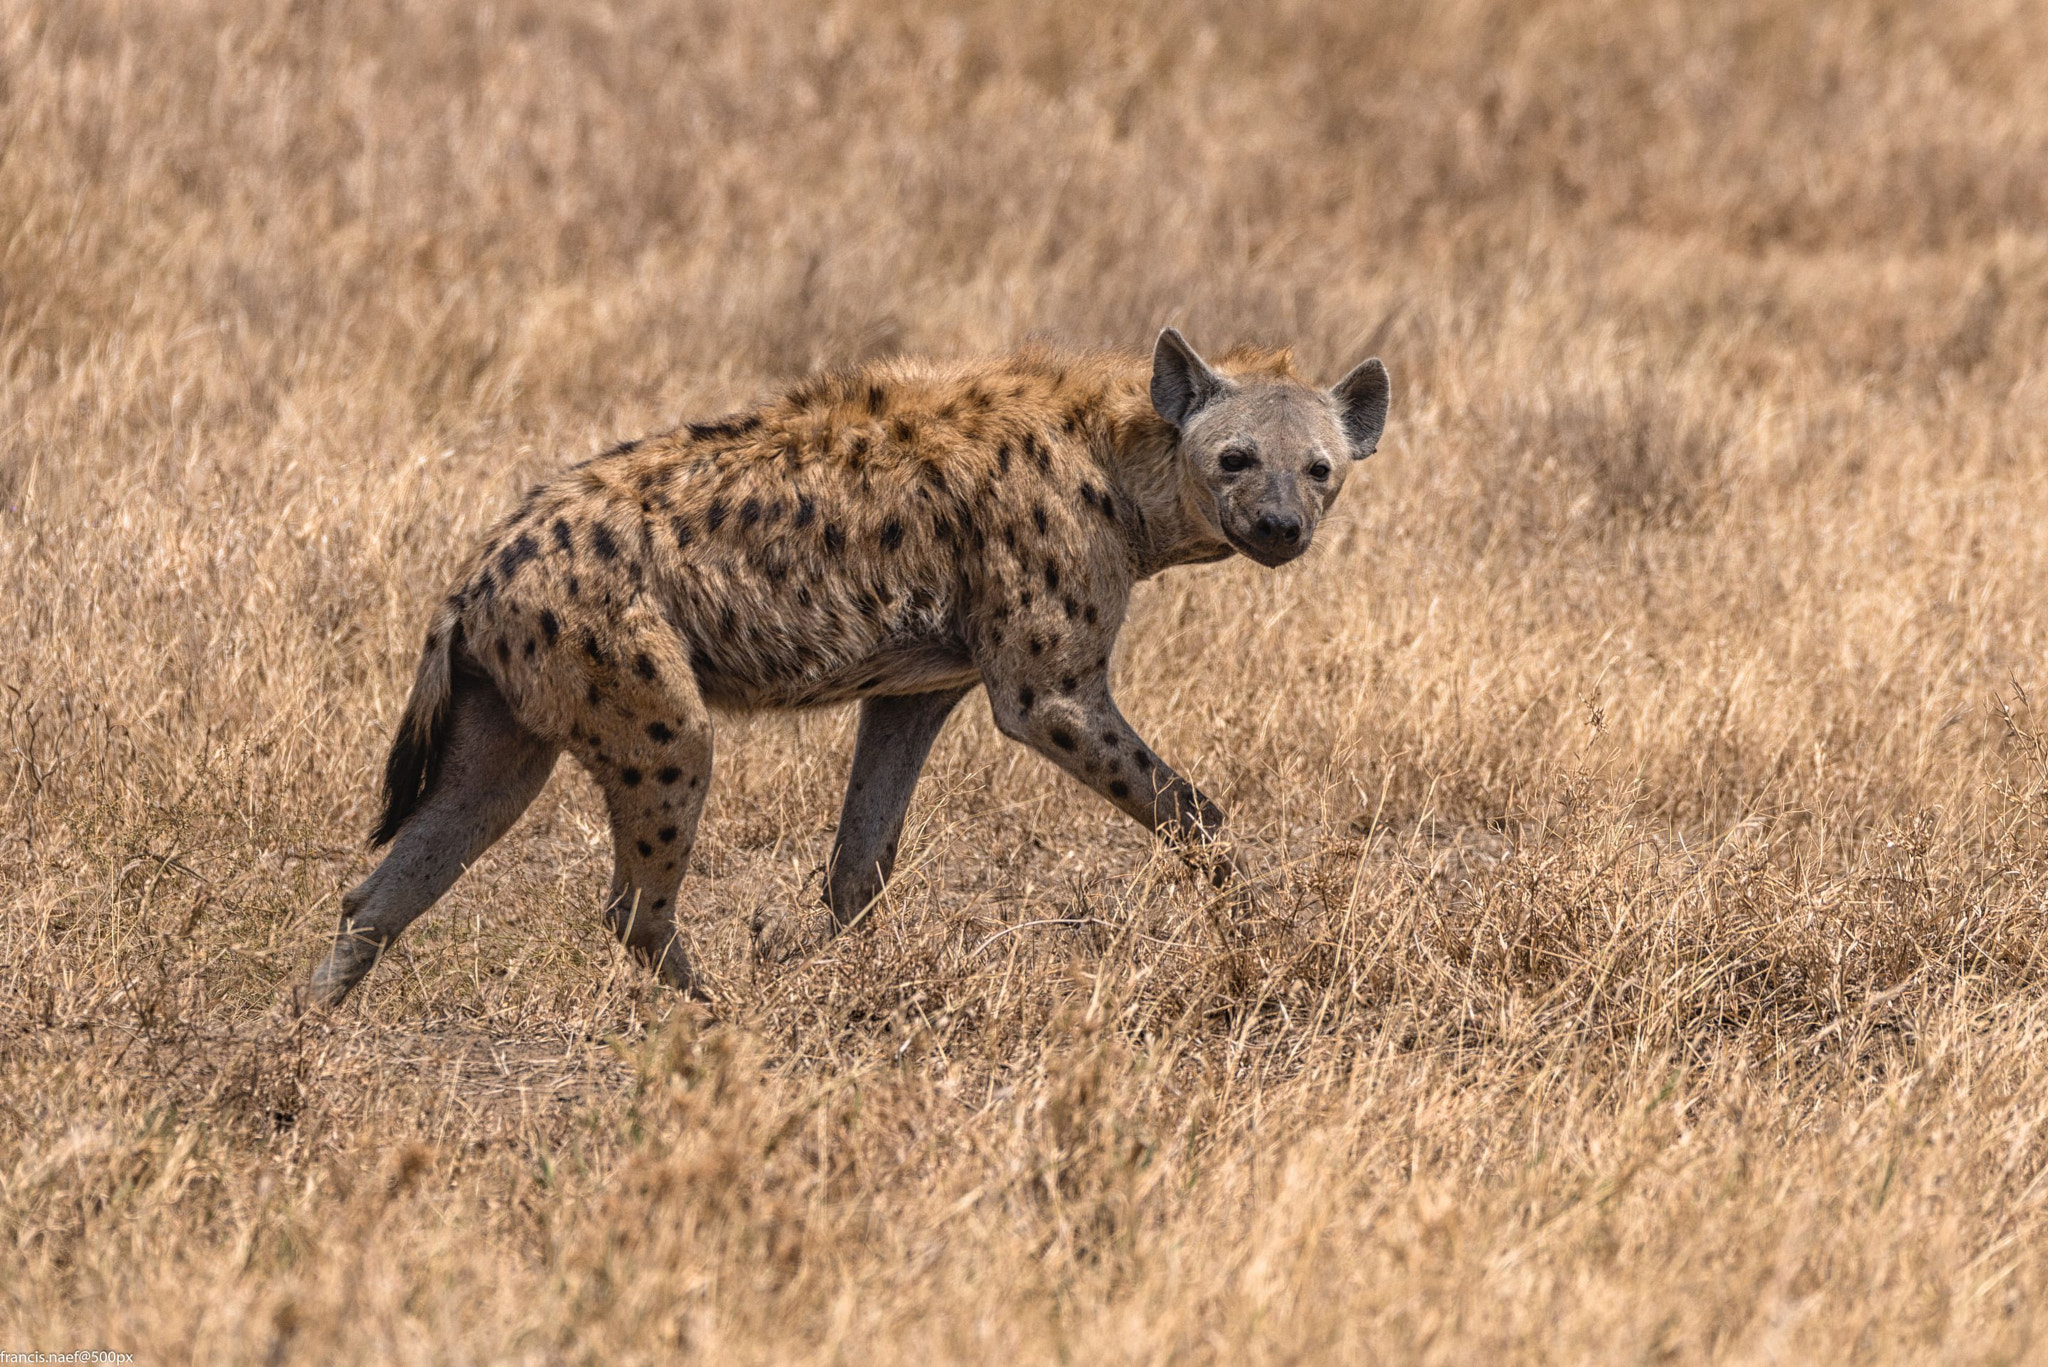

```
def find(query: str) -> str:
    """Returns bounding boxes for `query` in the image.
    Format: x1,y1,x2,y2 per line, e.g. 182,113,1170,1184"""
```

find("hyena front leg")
825,686,974,924
753,685,972,963
985,656,1241,890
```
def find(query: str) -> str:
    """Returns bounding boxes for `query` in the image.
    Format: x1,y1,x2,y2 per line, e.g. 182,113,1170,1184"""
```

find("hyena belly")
661,567,979,712
637,488,980,712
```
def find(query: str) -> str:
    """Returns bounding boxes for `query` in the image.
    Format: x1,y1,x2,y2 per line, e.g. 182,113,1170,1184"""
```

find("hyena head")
1149,327,1390,567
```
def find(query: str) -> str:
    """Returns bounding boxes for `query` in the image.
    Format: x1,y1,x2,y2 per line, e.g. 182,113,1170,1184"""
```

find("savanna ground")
5,1,2048,1361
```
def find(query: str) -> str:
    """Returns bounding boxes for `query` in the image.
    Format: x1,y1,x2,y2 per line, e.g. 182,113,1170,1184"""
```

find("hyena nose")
1252,513,1302,548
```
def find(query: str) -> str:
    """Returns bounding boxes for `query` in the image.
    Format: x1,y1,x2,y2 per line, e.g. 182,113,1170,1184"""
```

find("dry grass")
6,1,2048,1361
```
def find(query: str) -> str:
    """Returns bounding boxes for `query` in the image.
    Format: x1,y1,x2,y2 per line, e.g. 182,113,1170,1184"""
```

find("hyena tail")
369,603,466,847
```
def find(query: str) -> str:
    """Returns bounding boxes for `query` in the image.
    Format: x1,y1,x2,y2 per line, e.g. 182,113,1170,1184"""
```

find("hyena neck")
1097,368,1234,577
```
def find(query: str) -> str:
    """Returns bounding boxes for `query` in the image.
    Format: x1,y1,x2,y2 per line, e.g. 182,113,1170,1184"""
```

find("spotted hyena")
304,328,1390,1007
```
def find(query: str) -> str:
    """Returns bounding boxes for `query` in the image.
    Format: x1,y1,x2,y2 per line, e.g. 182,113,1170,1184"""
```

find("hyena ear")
1151,328,1225,429
1330,357,1390,459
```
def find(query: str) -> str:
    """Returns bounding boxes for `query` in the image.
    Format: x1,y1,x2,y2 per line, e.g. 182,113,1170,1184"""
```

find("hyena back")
306,328,1390,1008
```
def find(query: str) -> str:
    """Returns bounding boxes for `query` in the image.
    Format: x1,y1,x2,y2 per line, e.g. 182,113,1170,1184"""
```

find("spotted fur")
306,330,1391,1007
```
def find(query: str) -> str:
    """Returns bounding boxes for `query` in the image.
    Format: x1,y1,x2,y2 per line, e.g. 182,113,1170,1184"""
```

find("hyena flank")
305,328,1390,1008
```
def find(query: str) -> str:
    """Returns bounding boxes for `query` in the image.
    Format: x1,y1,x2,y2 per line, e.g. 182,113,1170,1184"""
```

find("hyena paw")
1194,839,1273,922
750,906,843,965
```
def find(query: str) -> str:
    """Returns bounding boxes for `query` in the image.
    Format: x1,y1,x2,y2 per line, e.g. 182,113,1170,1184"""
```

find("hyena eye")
1218,447,1257,474
1308,460,1332,481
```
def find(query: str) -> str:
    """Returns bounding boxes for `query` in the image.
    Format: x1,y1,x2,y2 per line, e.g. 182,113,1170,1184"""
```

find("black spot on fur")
495,640,510,663
1029,637,1045,656
1100,731,1119,748
860,675,883,690
1060,675,1077,692
471,567,496,603
1062,597,1080,619
689,412,763,440
567,575,580,598
880,520,905,551
1019,686,1036,712
997,443,1012,475
672,516,693,549
1084,604,1099,624
1043,562,1060,591
523,638,535,658
497,532,541,581
659,766,684,784
1026,433,1052,473
706,500,728,532
865,383,888,416
648,721,674,743
794,495,817,528
621,767,643,787
587,683,602,705
740,497,762,528
582,633,606,665
1049,726,1076,751
653,897,668,909
824,523,846,555
550,518,577,556
539,610,560,645
889,417,916,444
1032,505,1049,535
659,825,678,843
637,839,653,857
590,524,620,561
1110,779,1130,799
1019,590,1035,608
604,438,642,458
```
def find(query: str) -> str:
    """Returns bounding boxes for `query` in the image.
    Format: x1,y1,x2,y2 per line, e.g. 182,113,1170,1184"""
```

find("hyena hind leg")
307,677,558,1010
570,627,716,999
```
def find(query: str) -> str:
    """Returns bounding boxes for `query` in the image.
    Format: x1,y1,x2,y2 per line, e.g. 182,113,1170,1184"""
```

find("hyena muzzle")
304,327,1389,1008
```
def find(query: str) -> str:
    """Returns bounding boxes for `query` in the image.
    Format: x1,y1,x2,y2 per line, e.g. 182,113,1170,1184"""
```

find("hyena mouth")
1224,527,1311,568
